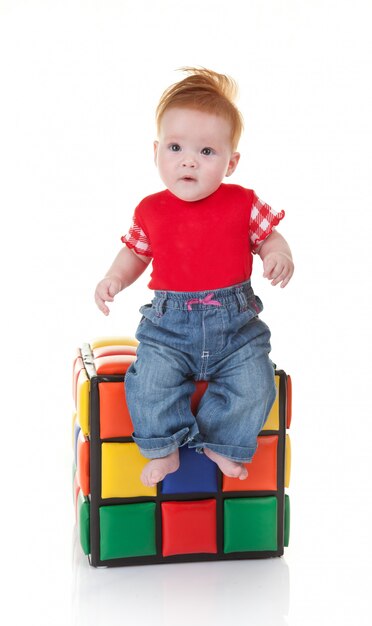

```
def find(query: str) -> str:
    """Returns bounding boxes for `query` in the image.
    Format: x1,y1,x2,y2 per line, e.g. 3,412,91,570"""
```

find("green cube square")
78,491,90,556
284,494,290,547
224,497,277,553
100,502,157,560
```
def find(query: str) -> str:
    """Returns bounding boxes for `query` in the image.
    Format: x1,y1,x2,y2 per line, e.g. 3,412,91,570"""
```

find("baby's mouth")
181,176,196,182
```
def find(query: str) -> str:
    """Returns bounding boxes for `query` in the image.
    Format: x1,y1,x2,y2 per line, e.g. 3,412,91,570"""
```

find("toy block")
161,500,217,557
224,497,278,553
286,375,292,428
190,381,209,413
100,502,156,560
262,374,280,431
101,442,156,498
76,368,90,436
77,490,90,556
90,336,138,350
99,381,133,438
92,345,137,358
284,495,290,547
161,446,218,494
95,354,135,376
72,339,292,566
222,435,278,492
77,432,90,496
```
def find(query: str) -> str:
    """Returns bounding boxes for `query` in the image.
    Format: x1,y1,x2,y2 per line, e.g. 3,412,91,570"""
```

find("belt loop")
236,288,248,312
154,292,167,317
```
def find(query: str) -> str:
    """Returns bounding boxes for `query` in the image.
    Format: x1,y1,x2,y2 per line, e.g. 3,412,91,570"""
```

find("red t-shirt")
122,183,284,291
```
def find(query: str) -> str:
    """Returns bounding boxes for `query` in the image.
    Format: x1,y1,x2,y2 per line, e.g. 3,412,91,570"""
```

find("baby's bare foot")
204,448,248,480
141,450,180,487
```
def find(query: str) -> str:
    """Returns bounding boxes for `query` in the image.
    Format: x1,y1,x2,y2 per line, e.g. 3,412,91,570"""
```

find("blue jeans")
125,280,277,463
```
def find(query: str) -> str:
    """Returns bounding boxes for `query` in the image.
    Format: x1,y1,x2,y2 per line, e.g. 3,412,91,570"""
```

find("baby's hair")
156,67,244,150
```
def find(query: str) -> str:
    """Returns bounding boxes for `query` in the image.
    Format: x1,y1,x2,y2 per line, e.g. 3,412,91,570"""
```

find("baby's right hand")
94,276,123,316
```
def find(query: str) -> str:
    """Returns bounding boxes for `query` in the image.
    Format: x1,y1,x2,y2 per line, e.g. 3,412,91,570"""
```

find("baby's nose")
182,154,197,167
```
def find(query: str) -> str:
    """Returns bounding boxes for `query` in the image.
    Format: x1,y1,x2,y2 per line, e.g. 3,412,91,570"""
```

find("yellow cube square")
101,442,157,498
262,375,280,431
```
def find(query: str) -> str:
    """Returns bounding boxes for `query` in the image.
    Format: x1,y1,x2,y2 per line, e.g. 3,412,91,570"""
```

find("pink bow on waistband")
186,293,222,311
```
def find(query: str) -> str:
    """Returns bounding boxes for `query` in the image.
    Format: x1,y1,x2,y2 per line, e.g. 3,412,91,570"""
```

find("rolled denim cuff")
189,440,258,463
132,426,191,459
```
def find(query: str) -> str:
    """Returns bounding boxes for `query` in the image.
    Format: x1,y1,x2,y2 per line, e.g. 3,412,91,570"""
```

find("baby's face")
154,108,240,202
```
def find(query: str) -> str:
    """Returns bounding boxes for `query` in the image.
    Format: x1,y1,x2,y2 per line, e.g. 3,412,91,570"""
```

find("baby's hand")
94,276,123,315
263,252,294,288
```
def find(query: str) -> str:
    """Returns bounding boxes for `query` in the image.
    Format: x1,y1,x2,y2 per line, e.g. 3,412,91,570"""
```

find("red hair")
156,67,244,150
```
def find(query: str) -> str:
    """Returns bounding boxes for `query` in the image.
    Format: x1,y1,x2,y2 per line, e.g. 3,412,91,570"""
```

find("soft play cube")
72,337,292,567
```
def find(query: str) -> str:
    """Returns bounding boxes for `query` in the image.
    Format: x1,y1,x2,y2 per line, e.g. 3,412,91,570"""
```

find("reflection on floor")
71,527,290,626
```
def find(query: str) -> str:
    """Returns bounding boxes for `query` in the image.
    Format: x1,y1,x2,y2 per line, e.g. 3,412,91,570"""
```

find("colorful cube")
101,442,156,498
100,502,157,560
71,337,292,566
224,497,278,553
161,446,218,494
162,500,217,556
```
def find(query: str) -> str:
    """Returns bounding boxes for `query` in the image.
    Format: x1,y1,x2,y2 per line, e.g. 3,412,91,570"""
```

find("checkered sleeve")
249,192,285,252
121,216,153,257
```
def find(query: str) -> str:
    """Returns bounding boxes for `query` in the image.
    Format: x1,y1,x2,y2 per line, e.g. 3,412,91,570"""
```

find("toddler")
95,68,294,488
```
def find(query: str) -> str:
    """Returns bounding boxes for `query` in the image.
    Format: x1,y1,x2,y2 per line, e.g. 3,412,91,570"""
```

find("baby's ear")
153,141,159,165
226,152,240,177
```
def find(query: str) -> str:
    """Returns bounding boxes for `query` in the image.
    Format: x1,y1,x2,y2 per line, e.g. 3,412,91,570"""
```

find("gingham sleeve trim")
249,192,285,252
121,217,153,257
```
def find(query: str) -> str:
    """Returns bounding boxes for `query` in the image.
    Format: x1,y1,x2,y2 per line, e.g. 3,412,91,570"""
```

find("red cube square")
161,500,217,557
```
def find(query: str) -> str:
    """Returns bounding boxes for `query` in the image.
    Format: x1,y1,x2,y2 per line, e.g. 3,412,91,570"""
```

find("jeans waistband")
152,280,254,312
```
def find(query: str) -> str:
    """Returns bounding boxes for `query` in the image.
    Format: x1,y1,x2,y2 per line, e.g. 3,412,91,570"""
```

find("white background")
1,1,371,624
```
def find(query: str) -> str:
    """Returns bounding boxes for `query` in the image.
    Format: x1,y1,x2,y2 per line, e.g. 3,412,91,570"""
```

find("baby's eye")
169,143,181,152
201,147,214,156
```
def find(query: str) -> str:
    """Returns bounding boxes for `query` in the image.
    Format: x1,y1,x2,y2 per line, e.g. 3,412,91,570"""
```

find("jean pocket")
248,294,264,316
234,295,263,330
139,303,162,326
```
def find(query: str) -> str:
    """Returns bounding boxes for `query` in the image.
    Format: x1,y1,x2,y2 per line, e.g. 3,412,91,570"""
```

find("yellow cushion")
101,442,156,498
90,336,138,350
76,368,90,436
262,375,280,431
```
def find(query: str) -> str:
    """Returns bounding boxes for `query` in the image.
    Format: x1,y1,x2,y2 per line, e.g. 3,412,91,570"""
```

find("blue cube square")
161,446,218,494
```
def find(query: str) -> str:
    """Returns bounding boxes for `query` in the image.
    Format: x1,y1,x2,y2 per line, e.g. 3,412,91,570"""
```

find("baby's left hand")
263,252,294,288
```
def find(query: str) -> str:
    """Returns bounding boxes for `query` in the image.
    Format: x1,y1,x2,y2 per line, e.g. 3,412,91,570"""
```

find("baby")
95,67,294,488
